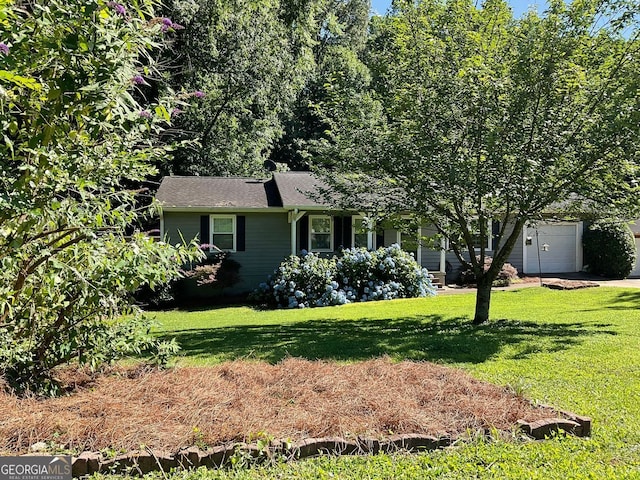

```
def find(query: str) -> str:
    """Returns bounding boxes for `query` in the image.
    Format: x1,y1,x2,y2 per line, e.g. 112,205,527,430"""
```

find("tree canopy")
317,0,640,324
160,0,372,175
159,0,321,176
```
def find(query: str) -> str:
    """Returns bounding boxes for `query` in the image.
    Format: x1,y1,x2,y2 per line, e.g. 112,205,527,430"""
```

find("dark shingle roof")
272,172,331,208
156,176,282,209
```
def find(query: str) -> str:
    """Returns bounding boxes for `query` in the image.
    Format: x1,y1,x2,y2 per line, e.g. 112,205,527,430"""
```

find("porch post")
290,214,297,256
288,209,306,256
439,237,446,273
364,214,374,250
416,226,422,265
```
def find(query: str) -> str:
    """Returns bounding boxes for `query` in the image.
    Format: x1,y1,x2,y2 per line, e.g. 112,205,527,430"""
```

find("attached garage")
523,222,583,274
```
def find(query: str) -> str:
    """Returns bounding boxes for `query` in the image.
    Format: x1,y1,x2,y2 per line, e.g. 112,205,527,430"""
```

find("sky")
370,0,549,17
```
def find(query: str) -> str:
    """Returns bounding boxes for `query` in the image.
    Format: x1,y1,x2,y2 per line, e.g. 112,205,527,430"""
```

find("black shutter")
492,221,500,250
376,231,384,249
236,215,246,251
333,216,343,251
343,216,353,248
200,215,210,246
299,215,309,252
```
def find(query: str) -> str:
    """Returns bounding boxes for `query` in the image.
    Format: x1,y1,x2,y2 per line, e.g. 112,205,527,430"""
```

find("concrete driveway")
439,273,640,295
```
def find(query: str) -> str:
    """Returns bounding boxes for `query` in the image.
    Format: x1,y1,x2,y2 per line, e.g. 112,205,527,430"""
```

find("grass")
105,287,640,479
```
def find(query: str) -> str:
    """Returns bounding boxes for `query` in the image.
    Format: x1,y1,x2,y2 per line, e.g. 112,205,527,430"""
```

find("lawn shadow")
609,289,640,309
159,316,617,365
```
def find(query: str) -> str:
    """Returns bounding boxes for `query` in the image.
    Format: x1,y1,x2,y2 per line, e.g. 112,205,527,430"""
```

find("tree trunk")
473,275,493,325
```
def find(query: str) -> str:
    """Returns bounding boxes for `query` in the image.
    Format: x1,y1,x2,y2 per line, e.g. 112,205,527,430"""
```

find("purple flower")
139,110,152,118
107,2,127,16
132,74,145,85
171,22,184,30
160,18,173,32
171,108,183,117
193,90,205,98
0,42,9,55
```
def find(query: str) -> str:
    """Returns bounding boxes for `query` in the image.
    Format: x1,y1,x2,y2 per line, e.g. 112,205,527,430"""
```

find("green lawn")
125,287,640,479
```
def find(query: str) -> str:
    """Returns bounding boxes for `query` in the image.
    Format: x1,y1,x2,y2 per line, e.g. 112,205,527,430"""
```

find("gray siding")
234,212,291,291
504,223,524,272
164,212,201,245
163,211,291,293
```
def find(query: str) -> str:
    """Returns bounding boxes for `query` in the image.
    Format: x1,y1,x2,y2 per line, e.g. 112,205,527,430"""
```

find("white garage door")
525,223,581,274
631,238,640,278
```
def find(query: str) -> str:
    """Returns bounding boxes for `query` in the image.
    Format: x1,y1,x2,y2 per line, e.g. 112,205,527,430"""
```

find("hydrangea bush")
253,245,436,308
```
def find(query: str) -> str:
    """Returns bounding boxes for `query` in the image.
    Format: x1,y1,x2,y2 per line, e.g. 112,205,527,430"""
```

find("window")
469,219,493,251
446,220,493,251
211,215,236,251
309,215,333,251
352,216,370,249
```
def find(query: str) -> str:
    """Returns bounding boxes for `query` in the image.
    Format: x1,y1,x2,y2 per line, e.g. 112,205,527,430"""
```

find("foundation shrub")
583,221,636,279
459,257,519,287
253,245,435,308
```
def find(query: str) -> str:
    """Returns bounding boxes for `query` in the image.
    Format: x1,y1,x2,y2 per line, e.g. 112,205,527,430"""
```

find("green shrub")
0,0,202,395
253,245,436,308
459,257,519,287
583,221,636,279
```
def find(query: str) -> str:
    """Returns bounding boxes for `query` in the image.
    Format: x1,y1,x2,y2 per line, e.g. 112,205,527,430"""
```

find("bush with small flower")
459,256,519,287
252,244,435,308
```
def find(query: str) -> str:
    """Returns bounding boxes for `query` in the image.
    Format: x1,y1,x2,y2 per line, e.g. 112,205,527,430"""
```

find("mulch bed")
0,358,556,455
542,280,599,290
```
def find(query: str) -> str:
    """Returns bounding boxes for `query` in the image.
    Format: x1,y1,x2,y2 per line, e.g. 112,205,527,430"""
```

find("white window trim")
397,217,422,264
309,214,333,252
210,214,236,253
352,215,373,249
445,219,493,252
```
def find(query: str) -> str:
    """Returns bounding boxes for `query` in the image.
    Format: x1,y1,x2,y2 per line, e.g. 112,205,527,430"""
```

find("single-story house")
156,172,639,292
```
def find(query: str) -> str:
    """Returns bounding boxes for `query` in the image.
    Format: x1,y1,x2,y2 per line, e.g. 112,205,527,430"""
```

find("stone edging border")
70,407,591,477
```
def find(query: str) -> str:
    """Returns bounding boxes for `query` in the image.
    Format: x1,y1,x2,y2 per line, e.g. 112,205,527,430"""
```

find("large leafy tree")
272,0,371,170
160,0,322,176
0,0,200,393
318,0,640,324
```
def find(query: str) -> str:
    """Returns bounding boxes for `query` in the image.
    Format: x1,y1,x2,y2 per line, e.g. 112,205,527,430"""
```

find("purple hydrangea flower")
193,90,205,98
139,110,152,118
132,74,145,85
0,42,9,55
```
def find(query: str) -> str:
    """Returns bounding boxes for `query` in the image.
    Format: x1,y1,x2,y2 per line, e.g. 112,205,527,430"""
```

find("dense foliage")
159,0,372,175
317,0,640,323
0,0,201,393
134,249,241,309
159,0,319,176
253,245,435,308
271,0,371,170
583,221,636,278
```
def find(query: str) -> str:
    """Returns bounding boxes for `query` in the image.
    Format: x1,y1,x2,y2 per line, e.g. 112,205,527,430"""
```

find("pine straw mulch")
0,358,555,455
